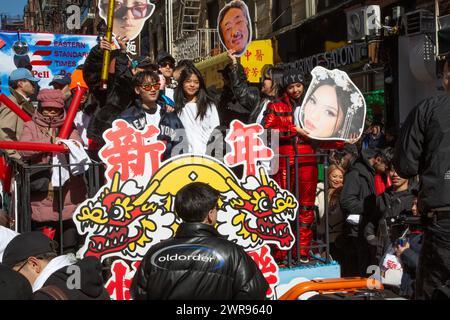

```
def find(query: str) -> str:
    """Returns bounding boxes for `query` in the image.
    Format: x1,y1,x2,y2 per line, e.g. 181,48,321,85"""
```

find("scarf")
32,109,66,129
32,254,77,292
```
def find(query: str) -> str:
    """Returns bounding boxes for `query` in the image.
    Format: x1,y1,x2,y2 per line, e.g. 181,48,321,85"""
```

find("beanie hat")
283,69,305,87
70,69,88,90
37,89,65,109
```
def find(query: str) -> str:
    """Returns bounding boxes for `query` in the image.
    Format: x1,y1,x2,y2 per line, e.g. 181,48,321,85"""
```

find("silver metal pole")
436,0,440,57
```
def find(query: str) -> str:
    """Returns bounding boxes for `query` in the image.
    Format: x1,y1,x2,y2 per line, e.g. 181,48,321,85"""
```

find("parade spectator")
174,66,220,155
0,264,33,300
226,50,283,124
119,70,183,160
340,148,388,276
394,55,450,300
131,56,159,75
173,59,194,83
18,89,87,253
131,182,268,300
83,35,135,144
2,231,110,300
217,62,255,127
364,152,416,263
362,121,386,150
395,195,423,299
49,74,72,103
0,68,40,160
316,165,346,263
157,51,177,100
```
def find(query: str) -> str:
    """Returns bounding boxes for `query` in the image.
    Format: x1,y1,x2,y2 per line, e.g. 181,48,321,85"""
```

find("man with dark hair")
118,70,183,160
394,55,450,299
340,148,389,276
0,68,39,160
157,51,177,101
2,231,110,300
131,182,268,300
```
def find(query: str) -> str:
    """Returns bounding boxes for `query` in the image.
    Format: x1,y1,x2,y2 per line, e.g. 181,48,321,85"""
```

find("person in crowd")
173,59,194,83
49,74,72,103
364,149,416,263
339,148,389,276
384,126,397,148
0,68,40,160
394,55,450,300
157,51,177,100
299,76,365,140
395,194,423,299
98,0,154,41
217,62,256,127
226,50,283,124
130,182,268,300
119,70,183,160
18,89,87,253
218,0,252,56
316,164,346,263
174,66,220,155
362,121,386,150
83,34,135,144
0,264,33,300
330,144,358,171
2,231,110,300
131,56,158,75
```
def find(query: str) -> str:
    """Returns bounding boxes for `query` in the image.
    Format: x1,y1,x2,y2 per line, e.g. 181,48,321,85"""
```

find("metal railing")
14,161,105,254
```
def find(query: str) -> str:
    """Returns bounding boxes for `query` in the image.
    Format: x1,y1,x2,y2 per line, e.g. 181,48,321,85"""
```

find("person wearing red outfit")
263,69,344,264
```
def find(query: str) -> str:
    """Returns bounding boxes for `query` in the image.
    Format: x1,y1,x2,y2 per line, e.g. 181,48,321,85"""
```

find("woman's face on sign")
101,0,153,40
303,85,344,138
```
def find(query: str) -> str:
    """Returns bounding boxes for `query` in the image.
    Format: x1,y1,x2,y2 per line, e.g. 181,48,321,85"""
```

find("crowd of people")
0,35,449,300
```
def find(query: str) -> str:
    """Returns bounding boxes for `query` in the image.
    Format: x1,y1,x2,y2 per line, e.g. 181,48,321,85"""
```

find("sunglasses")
141,82,161,91
160,61,174,69
100,2,154,19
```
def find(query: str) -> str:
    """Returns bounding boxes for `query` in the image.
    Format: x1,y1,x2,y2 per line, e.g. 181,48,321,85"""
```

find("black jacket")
33,256,110,300
340,150,377,238
226,63,271,124
394,93,450,214
399,232,423,298
119,99,185,160
130,223,268,300
364,186,415,261
83,44,135,144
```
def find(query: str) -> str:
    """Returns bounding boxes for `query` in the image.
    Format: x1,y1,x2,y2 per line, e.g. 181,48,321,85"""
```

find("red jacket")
262,94,297,142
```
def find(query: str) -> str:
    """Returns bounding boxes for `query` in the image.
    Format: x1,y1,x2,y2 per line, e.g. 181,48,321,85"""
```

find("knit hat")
37,89,65,109
70,69,88,90
283,69,305,87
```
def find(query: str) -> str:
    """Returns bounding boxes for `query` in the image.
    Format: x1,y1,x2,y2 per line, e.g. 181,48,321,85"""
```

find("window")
272,0,292,31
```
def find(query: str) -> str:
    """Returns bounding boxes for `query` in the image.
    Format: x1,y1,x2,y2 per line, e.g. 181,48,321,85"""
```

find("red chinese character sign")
217,0,253,57
73,119,297,299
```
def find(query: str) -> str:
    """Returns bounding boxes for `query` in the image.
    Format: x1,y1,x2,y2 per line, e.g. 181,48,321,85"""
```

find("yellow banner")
240,40,274,83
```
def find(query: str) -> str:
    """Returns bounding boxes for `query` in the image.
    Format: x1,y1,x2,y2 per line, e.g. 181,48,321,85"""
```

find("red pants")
273,144,318,259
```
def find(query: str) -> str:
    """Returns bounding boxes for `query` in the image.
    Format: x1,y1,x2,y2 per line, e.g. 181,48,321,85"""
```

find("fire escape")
172,0,223,62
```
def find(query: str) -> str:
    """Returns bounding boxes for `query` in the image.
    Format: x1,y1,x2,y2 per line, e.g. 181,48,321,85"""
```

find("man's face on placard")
99,0,155,41
219,7,250,55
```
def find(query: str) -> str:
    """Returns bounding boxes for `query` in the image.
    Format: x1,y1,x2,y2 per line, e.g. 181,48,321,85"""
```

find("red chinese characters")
100,120,165,181
225,120,273,176
247,245,279,298
105,260,141,300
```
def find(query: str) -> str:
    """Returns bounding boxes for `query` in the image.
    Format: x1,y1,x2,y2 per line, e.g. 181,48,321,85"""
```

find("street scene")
0,0,449,302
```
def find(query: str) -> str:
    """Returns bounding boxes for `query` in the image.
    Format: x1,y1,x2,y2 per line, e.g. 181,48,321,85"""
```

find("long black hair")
174,65,216,121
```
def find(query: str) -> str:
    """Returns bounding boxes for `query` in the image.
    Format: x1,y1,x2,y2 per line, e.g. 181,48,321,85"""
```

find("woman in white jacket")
174,66,220,155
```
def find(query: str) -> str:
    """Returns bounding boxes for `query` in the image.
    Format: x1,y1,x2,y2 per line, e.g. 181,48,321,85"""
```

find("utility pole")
166,0,174,55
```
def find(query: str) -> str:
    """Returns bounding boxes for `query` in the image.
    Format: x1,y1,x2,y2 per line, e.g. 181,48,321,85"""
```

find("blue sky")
0,0,28,17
